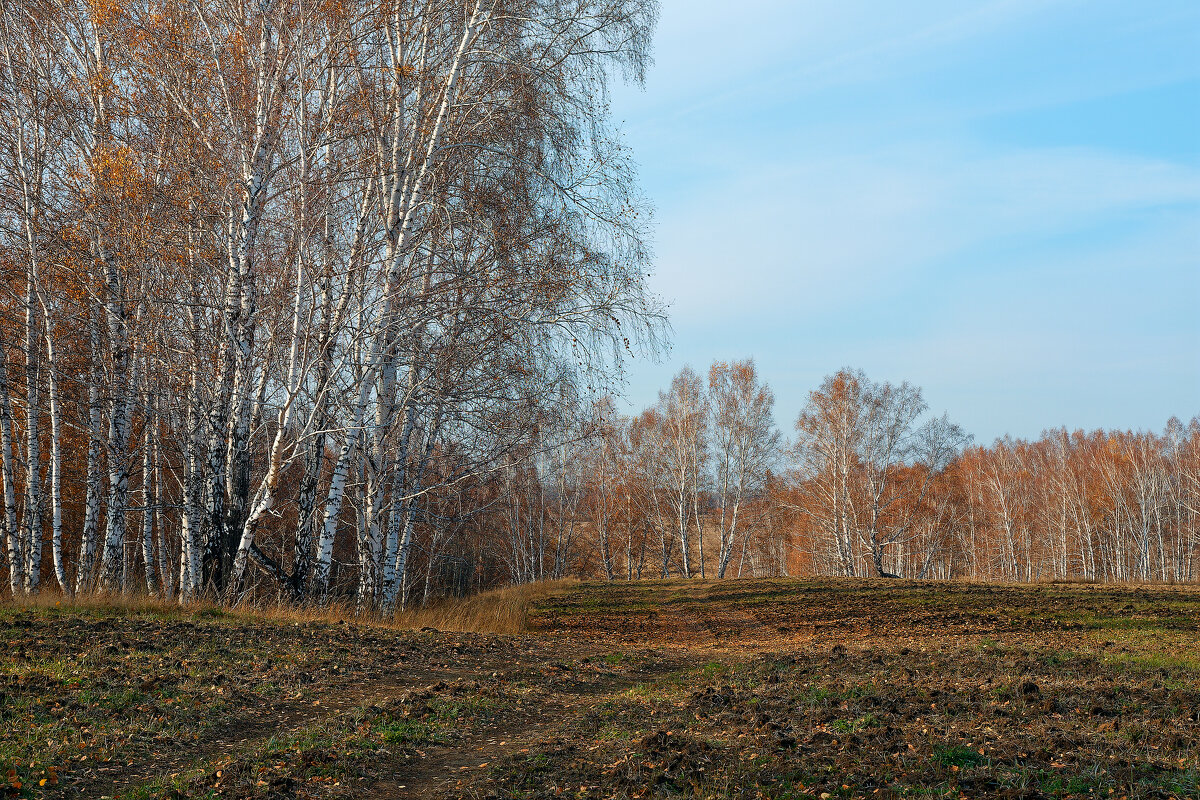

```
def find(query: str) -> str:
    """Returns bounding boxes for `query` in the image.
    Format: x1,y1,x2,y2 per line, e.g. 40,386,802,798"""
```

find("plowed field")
3,579,1198,799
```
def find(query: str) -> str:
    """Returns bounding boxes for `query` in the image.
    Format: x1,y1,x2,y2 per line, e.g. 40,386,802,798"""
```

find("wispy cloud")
613,0,1200,440
652,145,1200,321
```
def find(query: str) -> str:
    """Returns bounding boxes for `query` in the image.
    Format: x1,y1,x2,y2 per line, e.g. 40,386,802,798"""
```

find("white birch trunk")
0,343,23,595
152,407,172,600
45,331,67,593
23,281,42,593
312,378,372,598
227,254,308,599
77,317,103,594
141,391,157,595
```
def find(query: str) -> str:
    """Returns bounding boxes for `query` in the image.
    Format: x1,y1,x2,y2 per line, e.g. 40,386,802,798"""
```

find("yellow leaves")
85,0,123,28
90,144,151,207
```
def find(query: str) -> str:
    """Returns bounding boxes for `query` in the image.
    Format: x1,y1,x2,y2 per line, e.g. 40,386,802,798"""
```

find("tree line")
566,366,1199,585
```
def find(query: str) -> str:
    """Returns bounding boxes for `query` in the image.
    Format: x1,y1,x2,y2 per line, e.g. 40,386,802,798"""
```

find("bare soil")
2,579,1198,799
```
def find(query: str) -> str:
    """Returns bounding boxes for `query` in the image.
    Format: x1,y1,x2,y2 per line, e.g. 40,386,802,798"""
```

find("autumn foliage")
531,367,1200,585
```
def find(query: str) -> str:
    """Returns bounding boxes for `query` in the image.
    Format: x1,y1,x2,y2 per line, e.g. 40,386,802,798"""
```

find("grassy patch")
932,744,988,769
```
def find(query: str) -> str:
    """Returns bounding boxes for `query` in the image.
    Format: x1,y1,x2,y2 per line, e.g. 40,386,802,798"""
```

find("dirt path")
73,661,525,799
27,619,604,799
364,648,696,799
64,633,695,800
366,702,558,798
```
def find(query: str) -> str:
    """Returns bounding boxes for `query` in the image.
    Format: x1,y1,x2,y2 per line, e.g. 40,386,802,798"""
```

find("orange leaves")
314,0,349,20
84,0,123,29
91,145,146,205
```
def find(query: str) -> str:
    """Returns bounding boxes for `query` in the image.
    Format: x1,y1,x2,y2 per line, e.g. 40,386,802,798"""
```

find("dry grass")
4,589,217,618
2,580,574,635
391,580,575,634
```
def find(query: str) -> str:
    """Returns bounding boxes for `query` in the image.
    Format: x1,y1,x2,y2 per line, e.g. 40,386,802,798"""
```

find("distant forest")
566,365,1199,588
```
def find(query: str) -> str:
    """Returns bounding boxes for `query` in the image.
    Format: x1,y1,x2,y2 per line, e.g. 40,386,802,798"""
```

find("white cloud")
649,144,1200,324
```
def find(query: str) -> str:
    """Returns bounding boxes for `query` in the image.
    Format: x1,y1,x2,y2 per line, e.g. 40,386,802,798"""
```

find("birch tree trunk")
77,316,104,594
44,327,67,593
98,256,133,591
0,340,23,595
23,275,42,592
312,377,372,599
141,387,157,595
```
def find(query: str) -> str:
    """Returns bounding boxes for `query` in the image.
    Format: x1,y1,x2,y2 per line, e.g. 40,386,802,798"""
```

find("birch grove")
0,0,664,605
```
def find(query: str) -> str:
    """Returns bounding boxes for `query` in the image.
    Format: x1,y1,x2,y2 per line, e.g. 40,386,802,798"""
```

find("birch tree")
708,359,779,579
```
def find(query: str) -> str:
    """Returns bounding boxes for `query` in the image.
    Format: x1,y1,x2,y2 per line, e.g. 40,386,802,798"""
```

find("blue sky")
609,0,1200,444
